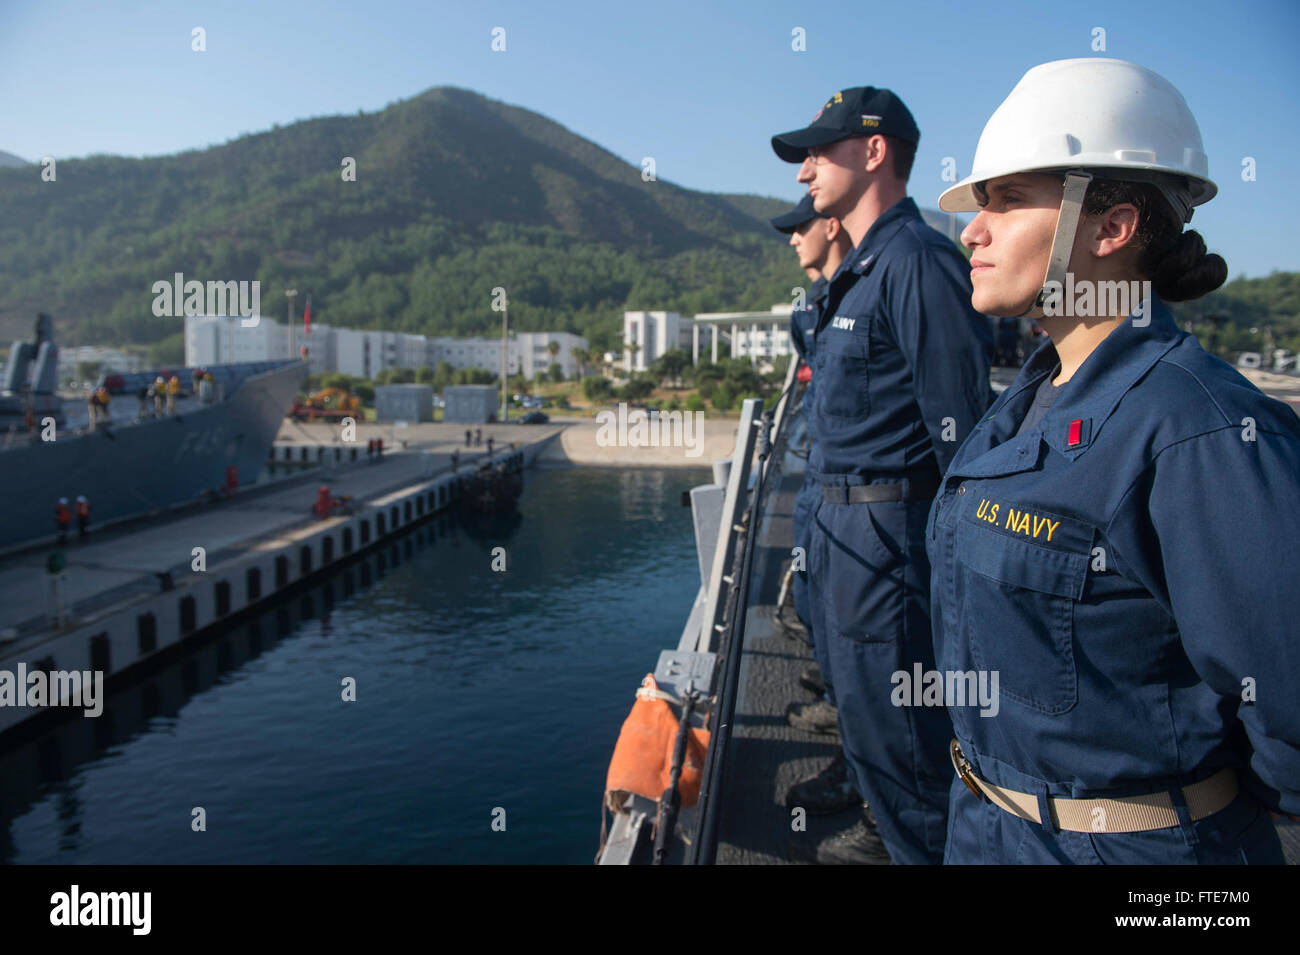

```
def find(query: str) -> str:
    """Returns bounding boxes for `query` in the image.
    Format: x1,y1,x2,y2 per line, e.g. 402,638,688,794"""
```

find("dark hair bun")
1152,229,1227,302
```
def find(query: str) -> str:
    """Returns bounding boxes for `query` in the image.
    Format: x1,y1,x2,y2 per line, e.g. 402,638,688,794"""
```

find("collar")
1037,296,1185,459
826,196,921,284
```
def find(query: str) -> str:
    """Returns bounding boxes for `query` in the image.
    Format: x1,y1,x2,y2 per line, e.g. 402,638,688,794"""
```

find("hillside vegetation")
0,87,800,354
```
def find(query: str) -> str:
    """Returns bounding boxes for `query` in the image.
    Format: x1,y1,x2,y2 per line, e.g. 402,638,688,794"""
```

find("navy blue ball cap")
771,86,921,163
769,193,825,233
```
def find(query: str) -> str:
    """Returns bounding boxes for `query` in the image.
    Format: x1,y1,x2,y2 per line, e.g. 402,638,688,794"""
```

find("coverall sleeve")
1119,424,1300,814
789,309,808,361
883,244,994,474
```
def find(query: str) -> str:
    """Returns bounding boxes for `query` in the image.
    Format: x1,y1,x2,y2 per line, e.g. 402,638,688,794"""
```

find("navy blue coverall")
791,276,833,694
927,299,1300,863
806,197,993,863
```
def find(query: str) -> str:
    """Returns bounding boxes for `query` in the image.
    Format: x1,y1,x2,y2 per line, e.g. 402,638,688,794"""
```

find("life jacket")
168,376,180,394
55,503,71,524
605,674,710,813
75,499,90,518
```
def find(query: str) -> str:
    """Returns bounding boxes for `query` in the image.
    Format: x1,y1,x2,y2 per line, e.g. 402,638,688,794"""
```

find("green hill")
0,87,808,354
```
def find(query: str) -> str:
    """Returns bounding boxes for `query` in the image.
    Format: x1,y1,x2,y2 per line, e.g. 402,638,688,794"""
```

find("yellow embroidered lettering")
1015,513,1031,535
1045,520,1060,542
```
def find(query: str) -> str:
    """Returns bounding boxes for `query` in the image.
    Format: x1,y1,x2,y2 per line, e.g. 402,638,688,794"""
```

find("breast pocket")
954,511,1090,715
816,328,870,423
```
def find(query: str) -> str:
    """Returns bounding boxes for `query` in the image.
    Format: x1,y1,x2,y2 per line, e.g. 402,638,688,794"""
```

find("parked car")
521,411,549,424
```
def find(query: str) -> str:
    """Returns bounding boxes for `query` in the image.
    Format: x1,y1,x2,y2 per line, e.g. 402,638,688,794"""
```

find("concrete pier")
0,423,561,738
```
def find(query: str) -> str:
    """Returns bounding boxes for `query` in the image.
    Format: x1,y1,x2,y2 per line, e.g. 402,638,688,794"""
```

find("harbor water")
0,466,708,864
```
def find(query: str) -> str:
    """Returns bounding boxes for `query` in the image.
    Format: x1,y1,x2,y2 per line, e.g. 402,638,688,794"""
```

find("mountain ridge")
0,86,817,351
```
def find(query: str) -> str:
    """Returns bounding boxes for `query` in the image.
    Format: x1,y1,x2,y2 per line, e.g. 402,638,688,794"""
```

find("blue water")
0,467,707,864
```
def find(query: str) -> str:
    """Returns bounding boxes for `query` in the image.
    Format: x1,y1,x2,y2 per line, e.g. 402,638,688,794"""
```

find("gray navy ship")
0,314,306,552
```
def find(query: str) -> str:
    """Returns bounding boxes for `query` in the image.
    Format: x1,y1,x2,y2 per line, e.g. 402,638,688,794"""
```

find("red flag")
303,295,311,337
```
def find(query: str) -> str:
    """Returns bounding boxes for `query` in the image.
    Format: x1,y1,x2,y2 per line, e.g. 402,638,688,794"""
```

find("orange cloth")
605,674,710,809
55,503,71,525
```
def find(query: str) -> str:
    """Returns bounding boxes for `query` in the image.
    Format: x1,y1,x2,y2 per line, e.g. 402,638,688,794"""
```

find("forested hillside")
0,87,801,354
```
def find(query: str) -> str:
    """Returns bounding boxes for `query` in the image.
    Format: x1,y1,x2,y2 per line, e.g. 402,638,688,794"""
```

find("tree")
147,333,185,367
548,362,564,383
617,375,656,401
571,347,589,380
623,340,640,372
712,383,734,412
583,376,612,401
546,340,561,371
652,348,689,389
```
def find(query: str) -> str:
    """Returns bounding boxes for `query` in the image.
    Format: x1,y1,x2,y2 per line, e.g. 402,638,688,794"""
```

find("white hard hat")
59,497,68,504
76,495,86,502
939,58,1216,224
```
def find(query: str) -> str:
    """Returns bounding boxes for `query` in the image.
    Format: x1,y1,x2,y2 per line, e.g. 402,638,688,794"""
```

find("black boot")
771,609,808,641
798,666,825,697
784,752,860,815
785,698,839,735
788,805,892,865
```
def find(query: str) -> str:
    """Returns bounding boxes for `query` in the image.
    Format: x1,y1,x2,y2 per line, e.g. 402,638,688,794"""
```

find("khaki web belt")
950,740,1238,833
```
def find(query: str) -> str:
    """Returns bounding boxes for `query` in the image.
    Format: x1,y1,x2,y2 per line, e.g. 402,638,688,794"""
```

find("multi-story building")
185,314,290,366
693,305,797,368
58,346,144,379
622,311,688,372
185,314,587,382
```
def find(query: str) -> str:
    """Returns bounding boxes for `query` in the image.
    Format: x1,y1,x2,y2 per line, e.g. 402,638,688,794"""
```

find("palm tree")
623,341,640,373
571,347,589,380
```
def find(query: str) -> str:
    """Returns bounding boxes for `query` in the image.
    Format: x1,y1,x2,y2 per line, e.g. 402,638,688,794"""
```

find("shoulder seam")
1154,355,1231,426
1103,423,1297,534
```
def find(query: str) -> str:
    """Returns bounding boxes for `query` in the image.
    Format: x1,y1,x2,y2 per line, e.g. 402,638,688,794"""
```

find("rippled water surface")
0,467,707,864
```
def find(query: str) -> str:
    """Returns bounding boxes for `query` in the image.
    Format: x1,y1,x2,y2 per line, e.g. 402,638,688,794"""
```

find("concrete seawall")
0,431,557,739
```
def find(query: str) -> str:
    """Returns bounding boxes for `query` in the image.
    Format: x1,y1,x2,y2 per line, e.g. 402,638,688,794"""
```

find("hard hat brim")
938,162,1218,215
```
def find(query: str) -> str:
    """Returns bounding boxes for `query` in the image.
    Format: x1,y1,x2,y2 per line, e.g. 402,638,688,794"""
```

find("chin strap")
1014,170,1093,319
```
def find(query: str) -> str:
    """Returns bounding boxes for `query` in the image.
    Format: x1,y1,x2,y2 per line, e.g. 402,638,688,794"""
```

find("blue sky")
2,0,1296,277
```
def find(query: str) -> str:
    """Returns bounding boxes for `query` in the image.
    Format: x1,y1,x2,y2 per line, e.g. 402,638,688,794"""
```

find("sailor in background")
772,87,993,864
75,495,91,541
54,497,71,546
768,194,862,816
930,58,1300,863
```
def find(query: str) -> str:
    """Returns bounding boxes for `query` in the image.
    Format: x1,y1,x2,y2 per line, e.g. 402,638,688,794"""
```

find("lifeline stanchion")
689,401,776,865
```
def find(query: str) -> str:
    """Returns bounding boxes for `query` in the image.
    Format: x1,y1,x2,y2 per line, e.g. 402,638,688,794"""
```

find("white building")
58,346,144,378
691,305,796,368
185,313,587,383
429,331,587,380
623,311,691,372
185,314,290,366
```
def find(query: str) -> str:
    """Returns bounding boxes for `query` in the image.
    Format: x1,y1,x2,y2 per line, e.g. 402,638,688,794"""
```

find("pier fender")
605,674,709,813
